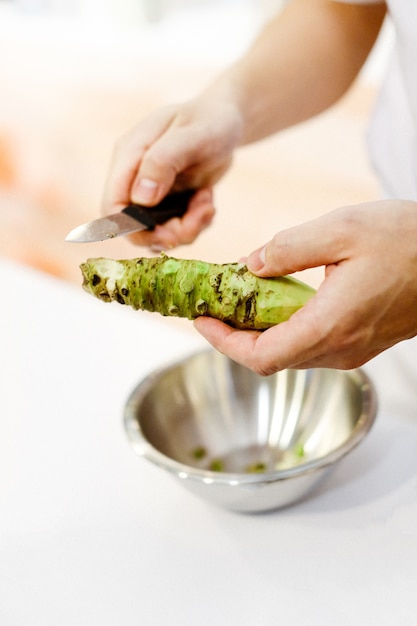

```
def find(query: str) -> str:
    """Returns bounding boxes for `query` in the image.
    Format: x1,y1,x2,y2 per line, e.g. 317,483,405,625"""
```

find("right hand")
102,96,243,250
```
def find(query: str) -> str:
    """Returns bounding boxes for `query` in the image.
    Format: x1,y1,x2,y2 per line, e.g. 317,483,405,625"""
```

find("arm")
102,0,386,249
219,0,387,142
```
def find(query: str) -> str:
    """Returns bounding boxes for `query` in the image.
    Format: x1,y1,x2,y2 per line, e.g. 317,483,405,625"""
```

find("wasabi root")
80,254,315,331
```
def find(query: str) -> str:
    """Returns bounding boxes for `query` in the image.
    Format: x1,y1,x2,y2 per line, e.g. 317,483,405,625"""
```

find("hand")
194,200,417,375
102,96,243,250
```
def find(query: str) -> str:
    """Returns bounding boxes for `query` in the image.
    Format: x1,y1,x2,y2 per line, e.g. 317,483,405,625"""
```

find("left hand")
194,200,417,375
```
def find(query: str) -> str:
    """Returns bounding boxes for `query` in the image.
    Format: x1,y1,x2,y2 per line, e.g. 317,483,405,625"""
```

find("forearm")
204,0,386,144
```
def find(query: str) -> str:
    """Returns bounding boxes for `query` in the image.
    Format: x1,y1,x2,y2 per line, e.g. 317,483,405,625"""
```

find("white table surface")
1,258,417,626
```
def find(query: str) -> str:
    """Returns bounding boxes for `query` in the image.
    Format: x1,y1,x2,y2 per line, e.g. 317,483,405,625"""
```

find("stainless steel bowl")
124,349,377,513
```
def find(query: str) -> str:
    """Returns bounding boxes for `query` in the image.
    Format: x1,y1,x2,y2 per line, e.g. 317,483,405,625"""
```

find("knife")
65,189,194,243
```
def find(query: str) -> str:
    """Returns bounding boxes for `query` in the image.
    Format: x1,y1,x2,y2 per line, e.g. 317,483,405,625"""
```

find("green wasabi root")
80,254,315,331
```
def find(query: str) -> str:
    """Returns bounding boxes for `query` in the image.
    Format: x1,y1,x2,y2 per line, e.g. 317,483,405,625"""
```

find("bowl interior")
126,350,375,475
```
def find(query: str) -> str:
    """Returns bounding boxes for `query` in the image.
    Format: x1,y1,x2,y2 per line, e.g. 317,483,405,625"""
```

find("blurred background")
0,0,393,286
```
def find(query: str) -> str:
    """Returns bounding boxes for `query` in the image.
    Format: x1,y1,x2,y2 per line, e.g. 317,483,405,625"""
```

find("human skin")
102,0,386,250
195,200,417,374
99,0,417,374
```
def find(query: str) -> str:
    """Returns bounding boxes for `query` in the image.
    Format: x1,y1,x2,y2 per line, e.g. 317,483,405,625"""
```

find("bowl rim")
123,349,378,486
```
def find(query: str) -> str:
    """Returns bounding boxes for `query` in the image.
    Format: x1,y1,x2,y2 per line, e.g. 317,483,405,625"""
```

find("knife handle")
122,189,195,231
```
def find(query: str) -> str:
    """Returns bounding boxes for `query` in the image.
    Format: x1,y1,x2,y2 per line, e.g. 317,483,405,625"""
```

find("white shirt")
336,1,417,200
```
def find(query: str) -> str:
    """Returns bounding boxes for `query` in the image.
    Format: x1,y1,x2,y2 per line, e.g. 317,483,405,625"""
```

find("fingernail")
150,240,175,253
248,245,266,272
150,244,165,253
195,188,211,203
132,178,158,203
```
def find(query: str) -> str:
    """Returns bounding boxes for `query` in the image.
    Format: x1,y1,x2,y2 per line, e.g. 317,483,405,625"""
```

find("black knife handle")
122,189,195,231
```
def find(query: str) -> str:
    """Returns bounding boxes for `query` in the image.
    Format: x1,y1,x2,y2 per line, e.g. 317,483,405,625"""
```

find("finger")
246,206,353,277
195,311,380,373
194,299,326,376
102,107,177,214
195,253,387,374
194,258,365,375
156,187,216,246
130,120,215,207
127,187,215,249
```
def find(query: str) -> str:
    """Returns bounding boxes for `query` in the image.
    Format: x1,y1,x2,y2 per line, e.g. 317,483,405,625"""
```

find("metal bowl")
124,349,377,513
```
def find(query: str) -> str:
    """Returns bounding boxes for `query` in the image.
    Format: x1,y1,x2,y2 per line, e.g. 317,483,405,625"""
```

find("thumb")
246,209,349,277
131,127,203,206
102,106,179,213
131,142,177,206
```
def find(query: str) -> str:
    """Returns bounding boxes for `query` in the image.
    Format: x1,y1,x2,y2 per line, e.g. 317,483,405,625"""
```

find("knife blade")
65,189,194,243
